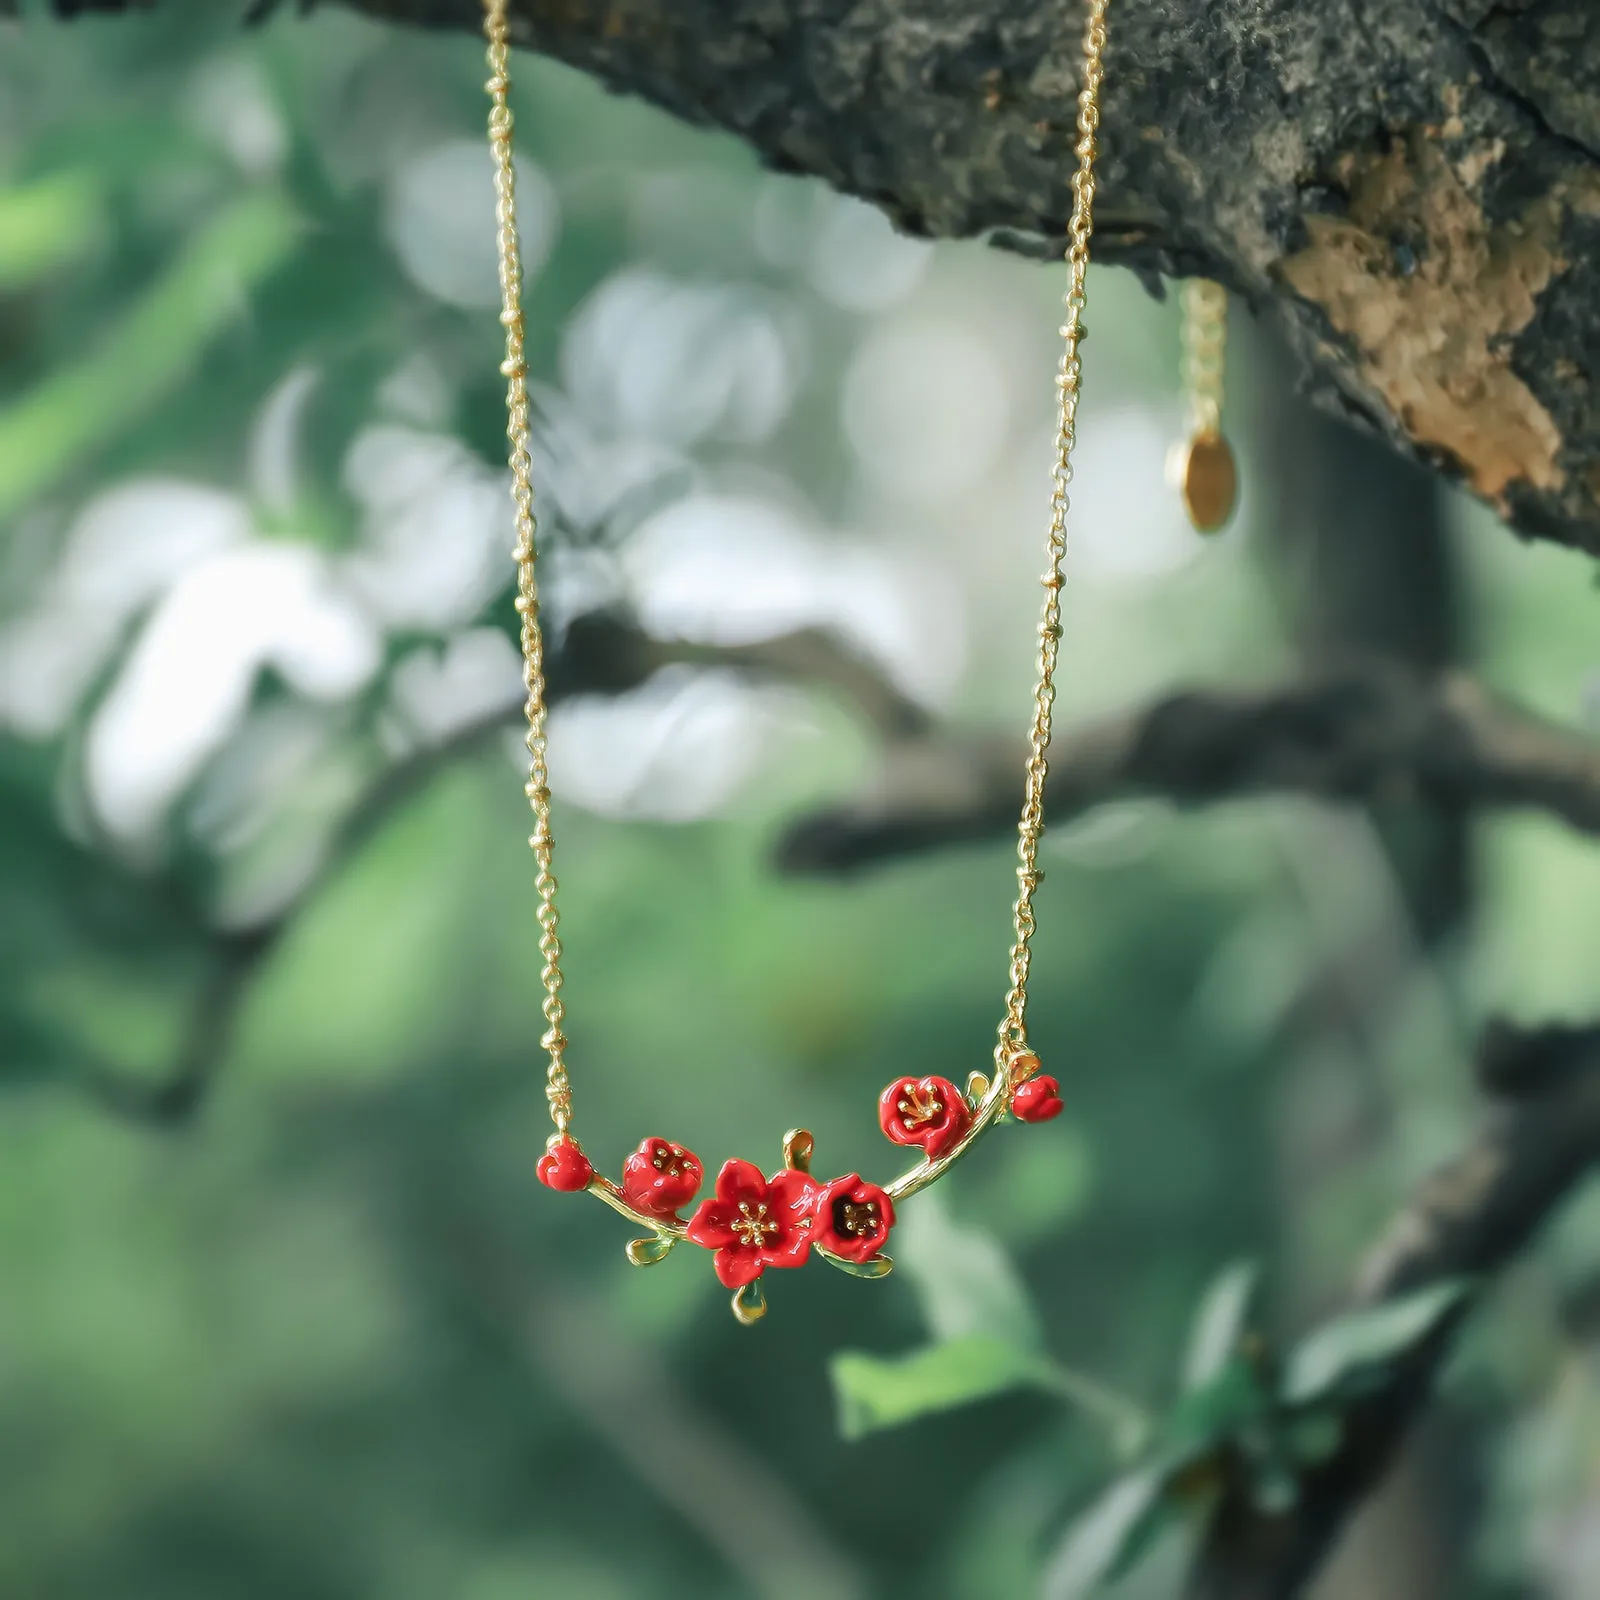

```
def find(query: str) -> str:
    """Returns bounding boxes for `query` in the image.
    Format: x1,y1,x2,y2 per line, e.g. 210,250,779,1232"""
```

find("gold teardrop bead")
1169,429,1238,534
731,1280,768,1325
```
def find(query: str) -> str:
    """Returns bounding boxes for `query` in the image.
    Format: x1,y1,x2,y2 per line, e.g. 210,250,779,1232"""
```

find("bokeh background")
4,4,1600,1598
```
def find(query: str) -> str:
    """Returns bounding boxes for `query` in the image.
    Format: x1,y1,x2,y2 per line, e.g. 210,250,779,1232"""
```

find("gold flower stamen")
897,1084,943,1128
731,1201,778,1248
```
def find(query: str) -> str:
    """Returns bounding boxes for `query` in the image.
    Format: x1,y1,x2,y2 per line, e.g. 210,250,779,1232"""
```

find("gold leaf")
625,1234,675,1267
782,1128,814,1173
818,1248,894,1279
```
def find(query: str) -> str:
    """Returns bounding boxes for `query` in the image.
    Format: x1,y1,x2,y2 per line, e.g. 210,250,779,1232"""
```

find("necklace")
484,0,1107,1325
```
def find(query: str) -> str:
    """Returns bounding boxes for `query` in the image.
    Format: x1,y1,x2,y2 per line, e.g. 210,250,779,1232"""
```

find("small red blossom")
621,1137,703,1217
684,1159,818,1288
1012,1074,1065,1123
812,1173,895,1263
878,1074,970,1160
536,1137,594,1192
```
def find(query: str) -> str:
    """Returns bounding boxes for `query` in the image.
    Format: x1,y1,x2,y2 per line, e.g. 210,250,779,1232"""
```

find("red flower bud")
1011,1074,1064,1123
812,1173,895,1263
621,1137,703,1217
536,1137,595,1191
878,1074,969,1160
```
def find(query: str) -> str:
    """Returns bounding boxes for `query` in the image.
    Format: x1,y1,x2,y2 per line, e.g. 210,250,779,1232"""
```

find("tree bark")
47,0,1600,554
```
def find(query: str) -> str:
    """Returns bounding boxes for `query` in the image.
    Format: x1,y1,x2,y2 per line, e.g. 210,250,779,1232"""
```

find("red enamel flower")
812,1174,895,1263
684,1159,818,1288
878,1074,970,1160
621,1137,703,1217
536,1137,594,1192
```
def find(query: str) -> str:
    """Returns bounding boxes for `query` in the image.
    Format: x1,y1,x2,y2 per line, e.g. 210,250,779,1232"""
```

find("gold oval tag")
1169,430,1238,534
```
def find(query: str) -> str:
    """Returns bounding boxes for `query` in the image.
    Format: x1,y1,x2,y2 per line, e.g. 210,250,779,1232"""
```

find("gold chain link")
1182,277,1227,439
995,0,1108,1073
484,0,1109,1125
485,0,571,1137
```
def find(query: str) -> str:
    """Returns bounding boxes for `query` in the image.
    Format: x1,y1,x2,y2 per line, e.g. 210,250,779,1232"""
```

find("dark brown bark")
775,662,1600,874
45,0,1600,554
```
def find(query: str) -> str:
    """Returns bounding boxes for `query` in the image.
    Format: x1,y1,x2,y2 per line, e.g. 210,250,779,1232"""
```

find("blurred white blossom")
561,269,801,447
339,424,507,629
0,479,250,737
807,196,932,313
842,319,1009,501
189,55,288,176
386,627,522,749
621,491,960,707
386,140,557,310
86,543,380,840
547,666,800,823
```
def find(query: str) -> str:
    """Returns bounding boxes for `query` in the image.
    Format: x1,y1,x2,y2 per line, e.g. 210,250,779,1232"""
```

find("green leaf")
1153,1355,1272,1475
1284,1406,1343,1466
1042,1471,1173,1599
0,191,300,522
1181,1260,1259,1390
623,1235,675,1267
830,1333,1054,1440
1282,1280,1472,1404
895,1190,1043,1350
0,170,102,290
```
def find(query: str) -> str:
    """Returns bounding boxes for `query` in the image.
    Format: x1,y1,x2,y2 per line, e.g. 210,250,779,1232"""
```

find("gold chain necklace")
483,0,1108,1325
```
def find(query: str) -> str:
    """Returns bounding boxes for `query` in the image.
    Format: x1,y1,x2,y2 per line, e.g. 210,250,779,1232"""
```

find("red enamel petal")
877,1078,921,1145
684,1199,739,1249
824,1229,876,1263
767,1169,819,1219
923,1108,969,1159
764,1229,812,1270
713,1246,764,1288
713,1157,767,1206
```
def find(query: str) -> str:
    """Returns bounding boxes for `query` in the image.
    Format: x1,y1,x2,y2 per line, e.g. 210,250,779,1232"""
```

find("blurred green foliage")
1,3,1599,1598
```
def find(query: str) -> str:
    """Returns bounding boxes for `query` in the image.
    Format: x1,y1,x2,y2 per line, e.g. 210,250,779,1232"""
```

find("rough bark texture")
50,0,1600,552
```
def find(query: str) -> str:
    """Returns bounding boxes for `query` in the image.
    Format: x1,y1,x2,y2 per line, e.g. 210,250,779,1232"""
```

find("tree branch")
48,0,1600,552
776,661,1600,874
1187,1019,1600,1599
70,646,1600,1118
